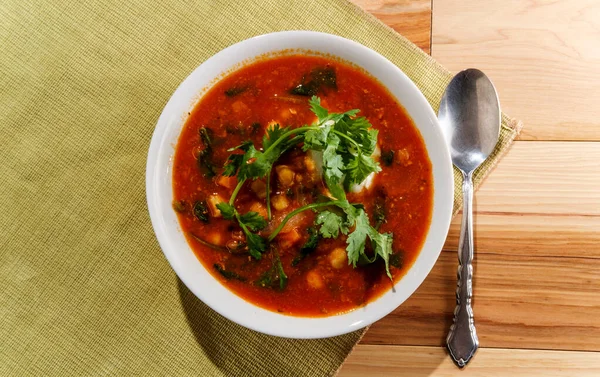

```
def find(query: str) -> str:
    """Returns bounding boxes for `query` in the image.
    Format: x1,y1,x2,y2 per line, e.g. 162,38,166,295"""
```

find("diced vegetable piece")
278,228,301,249
207,194,226,217
328,247,347,269
276,165,295,187
395,148,411,166
249,202,268,218
217,175,237,190
271,194,290,211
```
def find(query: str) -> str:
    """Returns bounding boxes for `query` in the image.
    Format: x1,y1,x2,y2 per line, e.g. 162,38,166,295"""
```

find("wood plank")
431,0,600,141
444,212,600,259
444,141,600,259
339,345,600,376
362,251,600,351
350,0,431,53
359,141,600,350
474,142,600,217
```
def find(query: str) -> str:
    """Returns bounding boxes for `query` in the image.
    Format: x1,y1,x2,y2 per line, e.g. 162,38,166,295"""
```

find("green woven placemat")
0,0,521,375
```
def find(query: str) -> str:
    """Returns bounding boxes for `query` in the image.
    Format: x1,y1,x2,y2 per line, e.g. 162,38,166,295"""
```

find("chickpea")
271,195,289,211
328,247,347,269
306,270,324,289
231,100,248,113
250,179,267,199
205,232,223,246
304,156,316,172
276,165,295,187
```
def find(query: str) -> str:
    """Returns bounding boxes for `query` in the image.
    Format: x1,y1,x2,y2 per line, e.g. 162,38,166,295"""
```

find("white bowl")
146,31,453,339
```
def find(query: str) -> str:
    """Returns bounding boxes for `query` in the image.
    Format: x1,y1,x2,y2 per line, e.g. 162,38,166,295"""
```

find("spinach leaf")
197,127,217,178
381,149,394,166
373,198,386,230
214,264,247,281
256,251,288,290
224,86,248,97
389,253,402,268
172,199,187,213
291,227,321,266
193,201,210,223
290,67,337,96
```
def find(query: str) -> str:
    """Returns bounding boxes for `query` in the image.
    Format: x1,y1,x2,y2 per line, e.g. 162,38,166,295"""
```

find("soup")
172,55,433,317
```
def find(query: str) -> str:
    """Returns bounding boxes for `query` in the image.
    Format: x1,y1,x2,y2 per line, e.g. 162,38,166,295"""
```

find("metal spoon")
438,69,500,367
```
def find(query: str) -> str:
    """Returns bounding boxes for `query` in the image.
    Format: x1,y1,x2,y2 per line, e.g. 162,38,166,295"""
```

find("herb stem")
229,179,246,205
262,125,317,156
266,173,272,221
267,201,340,241
333,129,362,151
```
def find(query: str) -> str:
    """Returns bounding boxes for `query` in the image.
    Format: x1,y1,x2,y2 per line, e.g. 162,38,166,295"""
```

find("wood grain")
339,345,600,376
361,141,600,350
349,0,431,53
445,141,600,258
362,251,600,351
342,0,600,374
432,0,600,141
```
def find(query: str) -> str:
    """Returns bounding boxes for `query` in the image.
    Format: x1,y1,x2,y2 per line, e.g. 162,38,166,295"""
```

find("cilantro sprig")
216,202,267,259
215,96,393,279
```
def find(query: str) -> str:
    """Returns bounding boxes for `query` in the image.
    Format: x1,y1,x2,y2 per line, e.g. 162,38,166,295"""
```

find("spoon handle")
447,171,479,367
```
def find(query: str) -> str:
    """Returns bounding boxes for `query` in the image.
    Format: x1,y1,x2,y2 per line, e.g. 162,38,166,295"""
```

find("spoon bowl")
439,69,500,172
438,68,500,367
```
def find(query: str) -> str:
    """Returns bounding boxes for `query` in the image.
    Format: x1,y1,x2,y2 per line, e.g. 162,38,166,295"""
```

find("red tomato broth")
172,54,433,317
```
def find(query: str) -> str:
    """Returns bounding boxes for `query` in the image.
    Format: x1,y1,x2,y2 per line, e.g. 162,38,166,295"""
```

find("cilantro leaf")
316,210,345,238
236,145,268,180
246,232,266,260
309,96,329,120
256,250,287,290
223,154,244,177
322,134,344,183
239,211,267,231
262,124,288,151
345,153,382,187
346,209,370,267
303,122,331,151
369,229,394,279
324,174,346,201
216,202,235,220
227,140,253,152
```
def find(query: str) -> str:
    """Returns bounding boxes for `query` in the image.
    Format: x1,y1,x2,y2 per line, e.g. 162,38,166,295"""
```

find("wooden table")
340,0,600,375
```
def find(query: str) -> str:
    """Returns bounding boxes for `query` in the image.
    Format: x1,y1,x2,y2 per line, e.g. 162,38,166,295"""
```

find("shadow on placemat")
178,278,363,377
